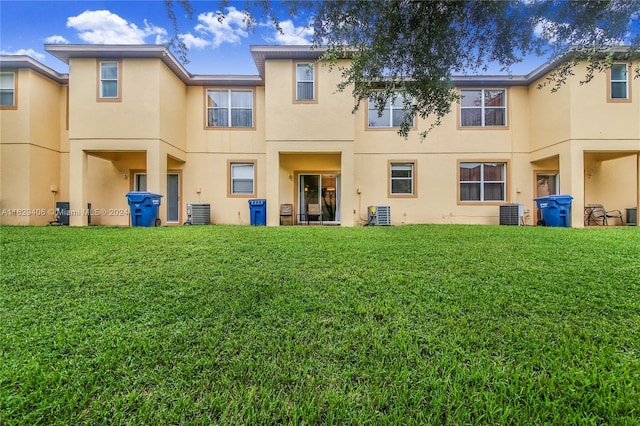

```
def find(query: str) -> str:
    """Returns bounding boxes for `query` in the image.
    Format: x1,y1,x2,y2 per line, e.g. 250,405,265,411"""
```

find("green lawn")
1,225,639,425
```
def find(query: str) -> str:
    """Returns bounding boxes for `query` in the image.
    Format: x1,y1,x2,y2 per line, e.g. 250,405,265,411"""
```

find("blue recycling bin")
534,195,573,227
248,199,266,226
126,192,163,227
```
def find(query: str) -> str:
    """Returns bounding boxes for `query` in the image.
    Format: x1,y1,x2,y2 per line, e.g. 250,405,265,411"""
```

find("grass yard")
1,224,639,425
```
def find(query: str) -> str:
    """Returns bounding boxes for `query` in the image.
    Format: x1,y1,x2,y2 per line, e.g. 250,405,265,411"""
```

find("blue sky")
0,0,317,75
0,0,579,77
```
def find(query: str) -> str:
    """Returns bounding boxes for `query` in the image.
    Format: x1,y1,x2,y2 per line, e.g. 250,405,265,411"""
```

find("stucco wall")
569,63,640,141
2,51,637,227
0,69,62,225
185,86,266,153
586,154,638,215
181,153,266,225
264,59,355,142
159,61,187,152
528,75,572,153
69,58,161,140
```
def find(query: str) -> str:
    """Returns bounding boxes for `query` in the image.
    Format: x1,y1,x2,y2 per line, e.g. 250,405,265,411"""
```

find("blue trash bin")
126,192,163,227
534,195,573,227
248,199,266,226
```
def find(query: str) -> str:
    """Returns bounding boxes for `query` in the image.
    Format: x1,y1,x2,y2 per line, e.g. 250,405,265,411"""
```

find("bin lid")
534,194,573,203
546,194,573,204
248,199,266,206
126,191,163,202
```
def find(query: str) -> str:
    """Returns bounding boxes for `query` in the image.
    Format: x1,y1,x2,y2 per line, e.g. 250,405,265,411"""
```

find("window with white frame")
459,162,506,202
207,89,253,128
0,72,16,107
610,64,629,100
460,89,506,127
230,162,255,195
369,94,413,128
296,63,315,101
390,162,415,195
99,61,119,99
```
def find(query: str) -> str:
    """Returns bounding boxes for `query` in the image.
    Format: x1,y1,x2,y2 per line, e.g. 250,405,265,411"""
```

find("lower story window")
389,162,415,196
459,162,506,202
230,162,255,196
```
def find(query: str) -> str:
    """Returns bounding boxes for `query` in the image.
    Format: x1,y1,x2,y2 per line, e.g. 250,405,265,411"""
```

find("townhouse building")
1,44,638,227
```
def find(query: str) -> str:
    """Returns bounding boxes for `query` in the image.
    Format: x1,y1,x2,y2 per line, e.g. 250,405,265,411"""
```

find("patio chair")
279,203,294,225
306,203,323,225
586,204,624,226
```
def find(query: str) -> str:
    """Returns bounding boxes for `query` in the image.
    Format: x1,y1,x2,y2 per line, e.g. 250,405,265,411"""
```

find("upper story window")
389,161,416,197
0,72,16,108
369,94,414,128
459,162,506,202
207,89,253,128
460,89,507,127
99,61,120,100
609,63,630,101
229,161,256,197
295,63,315,101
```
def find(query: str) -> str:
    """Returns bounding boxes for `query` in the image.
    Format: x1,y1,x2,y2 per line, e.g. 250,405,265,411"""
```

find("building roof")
44,44,262,86
0,44,633,88
250,45,331,77
0,55,68,84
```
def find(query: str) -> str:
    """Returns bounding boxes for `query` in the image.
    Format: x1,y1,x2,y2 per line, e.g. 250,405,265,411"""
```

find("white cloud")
267,20,313,45
533,18,563,43
45,35,70,44
193,7,249,48
0,48,46,60
66,10,167,44
179,33,210,49
534,17,626,46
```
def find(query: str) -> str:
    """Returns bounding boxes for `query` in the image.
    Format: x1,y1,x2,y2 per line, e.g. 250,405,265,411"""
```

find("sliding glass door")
299,174,340,224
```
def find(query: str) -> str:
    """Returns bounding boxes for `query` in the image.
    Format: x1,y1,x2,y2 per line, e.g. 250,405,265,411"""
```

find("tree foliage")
167,0,640,138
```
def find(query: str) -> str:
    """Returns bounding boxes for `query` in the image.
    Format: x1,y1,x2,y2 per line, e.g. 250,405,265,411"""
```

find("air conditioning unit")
48,201,70,226
368,205,391,226
185,203,211,225
499,203,524,226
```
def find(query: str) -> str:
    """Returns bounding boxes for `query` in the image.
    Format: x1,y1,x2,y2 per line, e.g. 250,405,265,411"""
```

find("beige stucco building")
1,45,638,227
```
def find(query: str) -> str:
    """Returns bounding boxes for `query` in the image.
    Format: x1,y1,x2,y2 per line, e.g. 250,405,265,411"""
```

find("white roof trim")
44,44,263,86
0,55,68,83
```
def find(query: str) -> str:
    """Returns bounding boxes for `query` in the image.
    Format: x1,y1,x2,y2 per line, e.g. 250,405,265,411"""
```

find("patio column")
266,147,279,226
559,145,585,228
146,143,167,224
340,145,355,226
69,145,88,226
637,153,640,220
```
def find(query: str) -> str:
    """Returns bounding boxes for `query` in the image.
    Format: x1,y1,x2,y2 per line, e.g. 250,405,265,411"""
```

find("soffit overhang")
0,55,68,84
2,44,631,89
44,44,263,87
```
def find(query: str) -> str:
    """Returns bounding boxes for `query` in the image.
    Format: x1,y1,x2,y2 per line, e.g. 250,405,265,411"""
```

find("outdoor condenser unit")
49,201,70,226
499,203,524,226
367,205,391,226
185,203,211,225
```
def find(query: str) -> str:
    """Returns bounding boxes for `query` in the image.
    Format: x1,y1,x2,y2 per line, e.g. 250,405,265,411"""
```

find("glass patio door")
299,174,340,224
535,172,559,224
